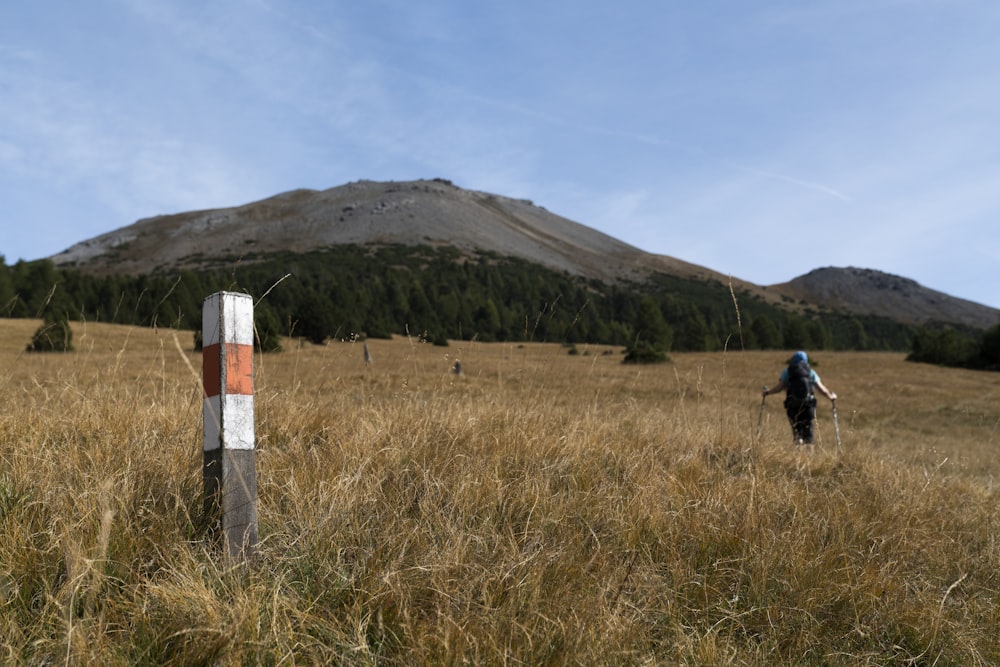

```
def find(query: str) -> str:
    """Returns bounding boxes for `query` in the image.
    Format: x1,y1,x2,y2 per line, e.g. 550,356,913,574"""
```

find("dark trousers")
785,399,816,444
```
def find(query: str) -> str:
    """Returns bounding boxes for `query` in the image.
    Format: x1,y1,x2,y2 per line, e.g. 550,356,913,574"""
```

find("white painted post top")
203,291,254,347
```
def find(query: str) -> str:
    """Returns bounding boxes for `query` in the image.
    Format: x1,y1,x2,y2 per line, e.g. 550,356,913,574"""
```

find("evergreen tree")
844,318,868,350
27,312,74,352
783,318,812,350
907,326,977,367
622,340,669,364
750,315,781,349
677,309,712,351
639,296,673,348
806,320,831,350
622,296,672,363
976,323,1000,369
297,290,337,344
12,259,60,317
387,280,409,323
255,303,284,352
475,299,502,340
0,258,14,316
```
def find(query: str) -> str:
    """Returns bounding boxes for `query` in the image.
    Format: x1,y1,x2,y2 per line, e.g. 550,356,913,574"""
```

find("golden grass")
1,319,999,665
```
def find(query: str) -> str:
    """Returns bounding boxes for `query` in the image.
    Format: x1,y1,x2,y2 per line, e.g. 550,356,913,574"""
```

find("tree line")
906,322,1000,371
0,245,941,355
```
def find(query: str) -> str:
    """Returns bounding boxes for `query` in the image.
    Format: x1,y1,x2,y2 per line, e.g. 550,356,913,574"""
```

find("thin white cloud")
249,0,335,44
723,161,852,202
385,72,857,207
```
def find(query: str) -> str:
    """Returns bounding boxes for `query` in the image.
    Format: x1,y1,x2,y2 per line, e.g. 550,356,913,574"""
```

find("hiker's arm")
764,379,785,397
814,379,837,401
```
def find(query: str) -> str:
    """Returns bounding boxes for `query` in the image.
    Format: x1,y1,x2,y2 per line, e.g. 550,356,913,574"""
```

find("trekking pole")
832,398,842,453
756,386,767,438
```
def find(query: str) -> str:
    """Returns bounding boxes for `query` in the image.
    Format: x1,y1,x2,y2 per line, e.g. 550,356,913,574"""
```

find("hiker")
763,350,837,445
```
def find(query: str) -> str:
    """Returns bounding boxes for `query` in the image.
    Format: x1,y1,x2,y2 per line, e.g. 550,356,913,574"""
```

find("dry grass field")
1,318,999,665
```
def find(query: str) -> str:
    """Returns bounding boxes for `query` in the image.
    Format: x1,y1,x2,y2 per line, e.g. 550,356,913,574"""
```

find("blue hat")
792,350,808,363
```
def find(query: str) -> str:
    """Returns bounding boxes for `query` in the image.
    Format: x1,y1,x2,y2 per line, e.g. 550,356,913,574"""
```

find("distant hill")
773,267,999,330
49,178,999,330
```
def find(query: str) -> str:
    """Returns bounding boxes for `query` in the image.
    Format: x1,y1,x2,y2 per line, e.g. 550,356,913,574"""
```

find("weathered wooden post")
202,291,258,558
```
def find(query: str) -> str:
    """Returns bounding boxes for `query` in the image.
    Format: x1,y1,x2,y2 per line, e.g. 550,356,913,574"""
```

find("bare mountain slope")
773,267,999,330
51,178,722,286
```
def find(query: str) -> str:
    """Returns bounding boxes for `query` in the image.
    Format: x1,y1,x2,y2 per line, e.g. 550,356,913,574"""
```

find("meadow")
1,318,998,665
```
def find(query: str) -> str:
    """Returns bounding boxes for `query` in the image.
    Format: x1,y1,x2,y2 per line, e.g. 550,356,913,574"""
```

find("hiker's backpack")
785,359,815,407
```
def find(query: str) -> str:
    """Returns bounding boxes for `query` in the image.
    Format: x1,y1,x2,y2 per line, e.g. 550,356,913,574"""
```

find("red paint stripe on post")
202,342,254,398
203,343,222,398
202,291,258,559
224,343,254,395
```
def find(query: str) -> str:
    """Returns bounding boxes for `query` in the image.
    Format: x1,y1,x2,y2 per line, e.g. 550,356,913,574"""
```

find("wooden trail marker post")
202,291,258,558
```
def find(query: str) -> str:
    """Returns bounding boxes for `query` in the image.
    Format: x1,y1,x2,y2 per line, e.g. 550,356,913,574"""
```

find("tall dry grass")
1,319,998,665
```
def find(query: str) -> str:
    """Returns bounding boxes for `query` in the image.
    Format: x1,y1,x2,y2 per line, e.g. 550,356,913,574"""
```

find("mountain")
50,178,999,330
773,267,999,330
51,178,720,284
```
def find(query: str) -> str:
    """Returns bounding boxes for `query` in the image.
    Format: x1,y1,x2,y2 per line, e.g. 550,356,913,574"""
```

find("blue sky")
2,1,998,309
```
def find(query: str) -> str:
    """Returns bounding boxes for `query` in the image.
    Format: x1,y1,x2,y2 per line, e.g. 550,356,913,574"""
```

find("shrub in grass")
26,315,73,352
622,340,669,364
